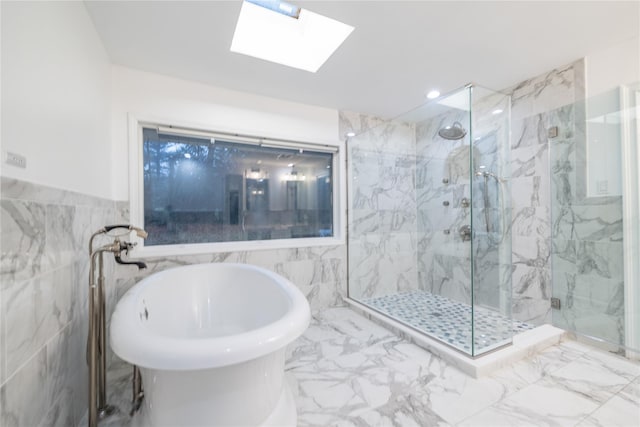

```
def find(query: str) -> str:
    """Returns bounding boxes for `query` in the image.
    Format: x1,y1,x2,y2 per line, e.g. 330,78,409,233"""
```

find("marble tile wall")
0,177,120,427
414,89,512,313
1,57,625,427
414,107,474,306
108,217,347,316
507,60,585,325
343,60,590,330
1,178,347,426
340,112,419,300
104,203,347,411
548,87,626,347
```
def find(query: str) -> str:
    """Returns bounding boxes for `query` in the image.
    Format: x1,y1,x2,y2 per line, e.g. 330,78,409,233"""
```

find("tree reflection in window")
142,127,333,246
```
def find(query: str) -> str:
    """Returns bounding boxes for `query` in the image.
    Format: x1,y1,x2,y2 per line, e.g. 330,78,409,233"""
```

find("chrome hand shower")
474,168,506,239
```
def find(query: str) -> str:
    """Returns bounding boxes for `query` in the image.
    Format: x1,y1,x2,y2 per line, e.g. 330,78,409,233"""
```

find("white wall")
1,1,112,199
0,3,114,425
584,35,640,197
111,66,339,201
585,35,640,98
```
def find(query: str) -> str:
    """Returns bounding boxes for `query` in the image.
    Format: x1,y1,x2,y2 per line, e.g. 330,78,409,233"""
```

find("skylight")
230,0,354,73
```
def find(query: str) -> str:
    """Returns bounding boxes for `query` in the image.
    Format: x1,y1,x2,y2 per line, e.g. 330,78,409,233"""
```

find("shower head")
438,122,467,140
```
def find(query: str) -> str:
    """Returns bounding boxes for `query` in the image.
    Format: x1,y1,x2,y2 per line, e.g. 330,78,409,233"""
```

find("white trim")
157,126,259,145
130,236,344,258
128,114,144,241
155,125,339,153
127,113,346,257
621,86,640,359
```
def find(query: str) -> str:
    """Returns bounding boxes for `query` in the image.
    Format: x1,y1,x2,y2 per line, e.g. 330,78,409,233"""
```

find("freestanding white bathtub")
110,263,310,427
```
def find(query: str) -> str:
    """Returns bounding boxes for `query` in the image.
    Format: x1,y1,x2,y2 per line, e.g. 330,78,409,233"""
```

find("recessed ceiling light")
346,131,356,137
288,163,294,167
492,109,504,115
230,0,354,73
426,90,440,99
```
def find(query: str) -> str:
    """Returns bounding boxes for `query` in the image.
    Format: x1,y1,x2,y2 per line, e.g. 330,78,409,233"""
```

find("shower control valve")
459,225,472,242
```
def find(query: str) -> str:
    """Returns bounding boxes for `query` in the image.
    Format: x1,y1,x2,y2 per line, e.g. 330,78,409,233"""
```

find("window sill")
130,236,345,258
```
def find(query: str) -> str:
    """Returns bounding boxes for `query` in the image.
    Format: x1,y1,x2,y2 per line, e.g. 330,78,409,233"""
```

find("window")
130,121,342,254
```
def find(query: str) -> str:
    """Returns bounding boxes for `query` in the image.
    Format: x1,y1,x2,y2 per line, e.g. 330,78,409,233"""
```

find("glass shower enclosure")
550,81,640,356
347,84,515,357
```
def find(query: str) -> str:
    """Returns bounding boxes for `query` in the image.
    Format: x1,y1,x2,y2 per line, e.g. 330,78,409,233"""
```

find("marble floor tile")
315,307,397,344
418,368,527,425
459,383,600,427
539,354,634,404
489,340,588,386
577,376,640,426
577,349,640,382
577,393,640,427
287,345,417,422
330,394,451,427
619,377,640,404
285,309,397,370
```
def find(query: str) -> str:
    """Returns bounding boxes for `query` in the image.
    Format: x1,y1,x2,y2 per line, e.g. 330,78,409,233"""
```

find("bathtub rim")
110,262,310,370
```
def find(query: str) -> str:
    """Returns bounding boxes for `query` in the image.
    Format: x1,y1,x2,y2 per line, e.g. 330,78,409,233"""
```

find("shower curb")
345,298,567,378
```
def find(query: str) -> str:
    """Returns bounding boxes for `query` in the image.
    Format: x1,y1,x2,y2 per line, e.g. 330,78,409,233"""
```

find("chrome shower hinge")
550,297,561,310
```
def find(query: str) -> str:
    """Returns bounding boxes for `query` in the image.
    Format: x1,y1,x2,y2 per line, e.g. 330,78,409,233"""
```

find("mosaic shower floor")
362,290,533,354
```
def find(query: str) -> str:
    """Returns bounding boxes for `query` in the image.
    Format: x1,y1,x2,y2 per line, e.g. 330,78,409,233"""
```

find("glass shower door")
414,86,475,354
469,85,513,356
345,83,513,358
550,82,640,355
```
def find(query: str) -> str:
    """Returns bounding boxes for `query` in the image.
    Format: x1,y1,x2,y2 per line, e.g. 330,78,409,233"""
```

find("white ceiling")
85,1,639,118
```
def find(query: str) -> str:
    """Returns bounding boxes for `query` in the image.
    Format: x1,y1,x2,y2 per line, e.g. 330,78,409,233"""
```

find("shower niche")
346,84,517,357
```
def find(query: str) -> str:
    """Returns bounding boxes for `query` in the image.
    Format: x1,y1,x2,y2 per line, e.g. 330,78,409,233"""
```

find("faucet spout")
114,254,147,270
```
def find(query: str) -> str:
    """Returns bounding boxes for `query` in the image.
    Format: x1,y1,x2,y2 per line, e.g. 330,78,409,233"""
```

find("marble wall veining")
0,178,348,427
344,60,590,330
0,54,630,427
340,112,419,300
103,204,348,415
414,87,512,315
109,214,347,317
548,87,627,348
0,177,121,427
507,60,585,325
414,108,474,306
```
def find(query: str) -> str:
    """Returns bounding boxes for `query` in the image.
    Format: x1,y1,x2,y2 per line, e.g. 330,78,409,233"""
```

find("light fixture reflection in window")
245,168,268,180
282,171,306,181
282,163,307,181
